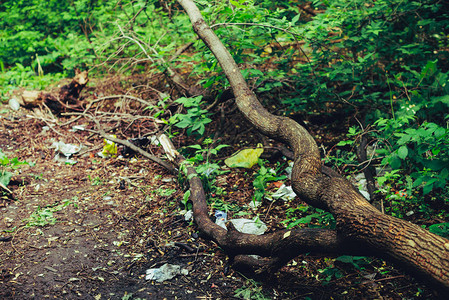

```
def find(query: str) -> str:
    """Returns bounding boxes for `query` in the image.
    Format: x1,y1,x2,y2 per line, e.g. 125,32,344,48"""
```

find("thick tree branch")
158,134,369,269
176,0,449,292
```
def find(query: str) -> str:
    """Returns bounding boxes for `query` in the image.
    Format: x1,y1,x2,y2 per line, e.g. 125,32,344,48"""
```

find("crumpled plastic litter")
224,143,263,168
213,211,267,235
51,141,81,164
98,135,118,158
268,184,296,201
229,218,267,235
248,199,262,209
181,210,193,221
214,210,227,229
353,172,370,201
8,98,20,111
284,161,294,179
70,125,85,132
145,263,189,282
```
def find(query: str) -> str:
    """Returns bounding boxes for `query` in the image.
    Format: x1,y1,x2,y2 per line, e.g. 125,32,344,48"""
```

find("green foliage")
252,159,286,203
234,278,271,300
0,0,193,76
318,256,371,283
0,0,102,72
281,0,449,111
179,140,229,206
155,187,177,197
190,0,300,92
169,96,212,136
181,190,192,211
0,149,33,187
88,175,103,186
283,204,336,229
265,0,449,217
428,223,449,238
24,200,72,227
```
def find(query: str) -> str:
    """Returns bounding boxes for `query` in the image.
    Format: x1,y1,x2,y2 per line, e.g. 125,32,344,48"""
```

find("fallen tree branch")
85,115,176,172
176,0,449,293
158,134,370,272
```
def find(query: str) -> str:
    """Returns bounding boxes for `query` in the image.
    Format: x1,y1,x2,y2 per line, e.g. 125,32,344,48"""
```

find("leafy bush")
169,96,212,136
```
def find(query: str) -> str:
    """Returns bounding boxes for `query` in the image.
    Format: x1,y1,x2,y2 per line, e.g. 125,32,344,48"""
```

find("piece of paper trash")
145,263,188,282
224,143,263,168
229,218,267,235
268,184,296,201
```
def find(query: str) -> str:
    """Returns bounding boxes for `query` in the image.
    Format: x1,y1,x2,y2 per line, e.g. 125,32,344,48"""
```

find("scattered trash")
145,263,189,282
149,135,159,145
182,210,193,221
118,180,126,190
52,141,81,157
224,143,263,168
161,177,175,183
248,199,262,209
363,273,377,281
70,125,85,132
0,236,13,242
268,184,296,201
8,98,20,111
284,161,294,179
51,141,81,164
98,135,117,158
215,210,227,229
229,218,267,235
202,167,217,177
353,173,370,201
360,190,370,201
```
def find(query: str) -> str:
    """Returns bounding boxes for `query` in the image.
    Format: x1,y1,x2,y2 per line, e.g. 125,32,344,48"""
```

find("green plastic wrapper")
224,143,263,168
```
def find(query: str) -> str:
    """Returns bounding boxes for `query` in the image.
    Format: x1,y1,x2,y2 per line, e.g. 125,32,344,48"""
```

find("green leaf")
423,182,433,195
335,255,354,263
397,146,409,159
0,170,13,186
389,155,402,169
183,190,191,204
336,140,354,146
428,223,449,238
188,145,202,150
420,59,438,80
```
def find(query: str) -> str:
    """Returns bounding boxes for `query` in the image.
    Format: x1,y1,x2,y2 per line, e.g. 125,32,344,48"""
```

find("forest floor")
0,76,434,299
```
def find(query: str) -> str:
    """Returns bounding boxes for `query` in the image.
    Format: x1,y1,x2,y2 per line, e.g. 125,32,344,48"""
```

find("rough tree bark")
172,0,449,293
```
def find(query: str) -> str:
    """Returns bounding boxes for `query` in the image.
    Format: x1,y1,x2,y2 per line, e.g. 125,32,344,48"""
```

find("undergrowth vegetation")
1,0,449,295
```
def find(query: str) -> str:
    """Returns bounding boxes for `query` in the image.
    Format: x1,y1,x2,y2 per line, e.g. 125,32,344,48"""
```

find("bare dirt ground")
0,106,244,299
0,81,434,299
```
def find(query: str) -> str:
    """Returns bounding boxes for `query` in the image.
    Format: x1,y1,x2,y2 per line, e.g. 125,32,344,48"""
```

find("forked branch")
176,0,449,292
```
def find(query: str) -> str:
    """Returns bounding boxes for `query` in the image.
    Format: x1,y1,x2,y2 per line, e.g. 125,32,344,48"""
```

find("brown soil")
0,88,434,299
